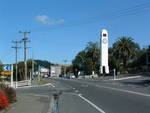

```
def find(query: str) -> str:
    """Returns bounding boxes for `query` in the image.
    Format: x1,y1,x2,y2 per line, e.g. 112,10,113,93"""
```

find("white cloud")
36,15,64,25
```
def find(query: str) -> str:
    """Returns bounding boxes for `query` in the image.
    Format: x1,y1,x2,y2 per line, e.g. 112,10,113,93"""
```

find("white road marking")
96,85,150,97
110,76,141,81
48,83,55,88
17,83,55,89
78,94,106,113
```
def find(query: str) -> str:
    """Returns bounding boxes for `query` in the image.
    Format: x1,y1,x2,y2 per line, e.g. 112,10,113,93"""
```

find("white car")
44,75,48,78
70,75,75,79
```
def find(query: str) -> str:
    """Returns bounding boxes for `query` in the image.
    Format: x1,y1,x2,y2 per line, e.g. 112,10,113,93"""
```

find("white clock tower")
100,29,109,74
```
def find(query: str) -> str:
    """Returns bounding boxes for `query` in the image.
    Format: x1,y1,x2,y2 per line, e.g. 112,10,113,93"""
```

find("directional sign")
1,71,11,75
3,65,11,71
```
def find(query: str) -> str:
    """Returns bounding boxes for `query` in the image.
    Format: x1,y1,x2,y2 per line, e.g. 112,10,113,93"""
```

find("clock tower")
100,29,109,74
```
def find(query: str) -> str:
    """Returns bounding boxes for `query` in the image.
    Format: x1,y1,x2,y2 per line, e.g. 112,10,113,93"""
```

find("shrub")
0,91,9,110
0,84,17,103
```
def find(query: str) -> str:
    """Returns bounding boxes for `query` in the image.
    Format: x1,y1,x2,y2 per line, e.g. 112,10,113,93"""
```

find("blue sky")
0,0,150,64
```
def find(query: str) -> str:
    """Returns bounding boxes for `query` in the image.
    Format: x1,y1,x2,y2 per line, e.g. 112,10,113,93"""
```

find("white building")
50,66,61,77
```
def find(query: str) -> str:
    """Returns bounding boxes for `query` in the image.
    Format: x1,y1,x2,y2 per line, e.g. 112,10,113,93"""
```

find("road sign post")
11,65,14,87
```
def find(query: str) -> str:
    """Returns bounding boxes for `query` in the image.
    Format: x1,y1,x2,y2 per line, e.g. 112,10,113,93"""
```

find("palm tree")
113,37,140,68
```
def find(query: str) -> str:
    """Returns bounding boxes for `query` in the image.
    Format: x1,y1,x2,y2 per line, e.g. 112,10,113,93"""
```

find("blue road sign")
3,65,11,71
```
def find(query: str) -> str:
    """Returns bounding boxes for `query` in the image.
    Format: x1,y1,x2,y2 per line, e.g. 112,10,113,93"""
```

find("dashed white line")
78,94,106,113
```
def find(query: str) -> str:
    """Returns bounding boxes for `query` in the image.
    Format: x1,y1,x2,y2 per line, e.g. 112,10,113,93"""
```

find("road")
9,77,150,113
49,78,150,113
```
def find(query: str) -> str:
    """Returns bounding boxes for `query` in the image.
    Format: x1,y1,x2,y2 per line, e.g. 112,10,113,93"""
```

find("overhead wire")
31,1,150,33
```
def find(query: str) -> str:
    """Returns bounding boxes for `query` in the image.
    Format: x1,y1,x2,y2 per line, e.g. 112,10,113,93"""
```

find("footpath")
3,79,52,113
7,94,51,113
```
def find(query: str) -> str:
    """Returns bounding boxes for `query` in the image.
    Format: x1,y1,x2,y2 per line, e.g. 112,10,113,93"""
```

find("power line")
31,1,150,32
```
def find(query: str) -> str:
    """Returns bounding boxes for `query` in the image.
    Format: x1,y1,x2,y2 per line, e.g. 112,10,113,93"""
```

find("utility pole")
64,60,67,76
31,49,34,82
12,40,21,88
19,31,31,80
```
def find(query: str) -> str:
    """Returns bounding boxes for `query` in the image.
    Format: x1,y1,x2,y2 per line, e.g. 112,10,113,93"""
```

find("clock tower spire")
100,29,109,74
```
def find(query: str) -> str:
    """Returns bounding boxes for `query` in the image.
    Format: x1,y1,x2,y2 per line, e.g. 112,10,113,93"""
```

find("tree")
72,51,86,76
85,58,93,75
85,42,100,74
113,37,140,68
34,60,51,71
72,42,100,76
130,46,150,72
16,59,52,80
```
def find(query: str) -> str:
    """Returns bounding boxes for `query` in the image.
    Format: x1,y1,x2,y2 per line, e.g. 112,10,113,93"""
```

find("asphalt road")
9,77,150,113
49,78,150,113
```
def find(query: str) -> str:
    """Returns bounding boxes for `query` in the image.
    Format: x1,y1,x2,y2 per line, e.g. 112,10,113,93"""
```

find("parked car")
70,75,75,79
44,75,48,78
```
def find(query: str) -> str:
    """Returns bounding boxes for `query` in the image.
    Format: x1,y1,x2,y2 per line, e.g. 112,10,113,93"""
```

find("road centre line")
78,94,106,113
96,85,150,97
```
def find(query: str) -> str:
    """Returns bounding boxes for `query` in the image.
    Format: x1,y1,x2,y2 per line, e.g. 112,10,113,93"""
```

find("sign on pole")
1,65,12,75
11,65,13,87
3,65,12,71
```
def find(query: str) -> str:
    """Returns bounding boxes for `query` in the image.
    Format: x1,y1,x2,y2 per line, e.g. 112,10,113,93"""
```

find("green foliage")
72,42,100,76
72,51,86,75
113,37,140,68
15,59,52,80
129,46,150,72
0,65,4,72
34,60,52,71
85,58,93,75
72,37,146,75
66,65,73,74
85,42,100,72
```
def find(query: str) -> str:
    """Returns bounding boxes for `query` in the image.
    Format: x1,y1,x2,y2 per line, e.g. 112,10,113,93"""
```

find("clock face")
102,38,108,44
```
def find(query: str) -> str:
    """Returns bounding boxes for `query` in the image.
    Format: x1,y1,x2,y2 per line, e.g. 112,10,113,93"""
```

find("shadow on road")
121,79,150,87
